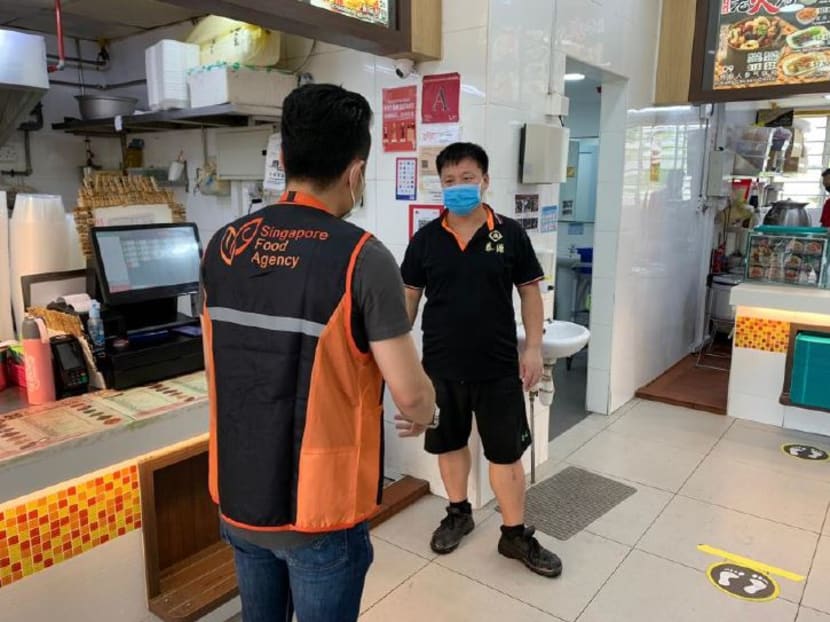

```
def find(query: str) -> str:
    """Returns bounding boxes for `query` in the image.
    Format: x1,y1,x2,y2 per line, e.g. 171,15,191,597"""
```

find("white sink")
517,320,590,363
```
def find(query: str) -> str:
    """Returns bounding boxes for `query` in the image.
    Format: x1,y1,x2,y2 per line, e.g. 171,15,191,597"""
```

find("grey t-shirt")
220,237,411,550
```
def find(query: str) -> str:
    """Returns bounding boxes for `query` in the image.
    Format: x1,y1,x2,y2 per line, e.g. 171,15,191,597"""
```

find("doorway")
549,59,602,439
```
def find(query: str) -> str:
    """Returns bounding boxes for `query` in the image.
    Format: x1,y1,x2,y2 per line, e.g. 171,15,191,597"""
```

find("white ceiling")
0,0,203,40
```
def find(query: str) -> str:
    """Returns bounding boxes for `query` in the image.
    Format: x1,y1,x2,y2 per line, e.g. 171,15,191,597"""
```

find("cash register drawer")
791,333,830,410
110,333,204,390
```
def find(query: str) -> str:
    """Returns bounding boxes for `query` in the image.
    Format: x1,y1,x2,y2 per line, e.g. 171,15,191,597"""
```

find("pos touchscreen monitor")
90,223,202,306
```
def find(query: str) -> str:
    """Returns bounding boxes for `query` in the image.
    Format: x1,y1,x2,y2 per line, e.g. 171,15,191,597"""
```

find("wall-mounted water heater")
519,123,570,184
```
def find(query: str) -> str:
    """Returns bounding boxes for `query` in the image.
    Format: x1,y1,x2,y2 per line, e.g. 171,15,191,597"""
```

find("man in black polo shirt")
401,142,562,578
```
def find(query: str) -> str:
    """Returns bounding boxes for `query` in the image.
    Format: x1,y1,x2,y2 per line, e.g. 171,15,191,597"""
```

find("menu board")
706,0,830,92
298,0,391,27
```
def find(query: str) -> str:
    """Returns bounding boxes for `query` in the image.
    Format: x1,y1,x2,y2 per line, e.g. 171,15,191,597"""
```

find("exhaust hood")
0,29,49,147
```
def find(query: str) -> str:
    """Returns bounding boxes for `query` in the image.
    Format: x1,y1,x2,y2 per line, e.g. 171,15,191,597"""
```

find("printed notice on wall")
515,194,540,215
422,72,461,124
409,204,443,238
263,133,286,192
540,205,558,233
396,157,418,201
418,124,462,203
707,0,830,92
383,86,417,152
517,217,539,231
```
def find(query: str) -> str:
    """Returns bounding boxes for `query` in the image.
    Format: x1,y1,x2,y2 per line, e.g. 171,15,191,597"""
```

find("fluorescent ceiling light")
564,73,586,82
629,105,693,113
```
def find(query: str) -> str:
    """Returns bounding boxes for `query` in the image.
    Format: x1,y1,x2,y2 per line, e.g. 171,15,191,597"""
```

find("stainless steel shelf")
52,103,281,136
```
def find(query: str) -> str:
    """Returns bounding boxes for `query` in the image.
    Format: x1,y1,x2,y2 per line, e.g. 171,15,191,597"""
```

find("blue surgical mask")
443,184,481,215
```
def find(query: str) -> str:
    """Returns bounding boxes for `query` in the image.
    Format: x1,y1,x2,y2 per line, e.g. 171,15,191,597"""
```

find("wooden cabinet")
161,0,442,61
654,0,698,106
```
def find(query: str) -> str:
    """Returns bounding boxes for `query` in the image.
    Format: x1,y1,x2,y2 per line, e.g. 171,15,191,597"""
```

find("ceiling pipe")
46,0,65,73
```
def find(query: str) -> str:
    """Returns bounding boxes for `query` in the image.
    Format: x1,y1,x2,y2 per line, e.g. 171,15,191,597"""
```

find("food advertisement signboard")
694,0,830,100
298,0,391,27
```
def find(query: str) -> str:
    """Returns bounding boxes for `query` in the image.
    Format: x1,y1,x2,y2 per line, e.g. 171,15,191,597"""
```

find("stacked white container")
146,40,200,111
9,194,73,333
188,65,296,109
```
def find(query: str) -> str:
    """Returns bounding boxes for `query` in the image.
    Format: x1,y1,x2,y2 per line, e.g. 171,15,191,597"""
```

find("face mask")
443,184,482,215
346,164,365,219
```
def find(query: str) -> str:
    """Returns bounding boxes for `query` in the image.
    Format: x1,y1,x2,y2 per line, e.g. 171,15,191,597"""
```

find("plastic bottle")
87,301,105,353
22,316,56,405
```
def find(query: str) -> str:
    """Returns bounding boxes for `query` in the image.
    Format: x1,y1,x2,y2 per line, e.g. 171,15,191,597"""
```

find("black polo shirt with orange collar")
401,204,543,382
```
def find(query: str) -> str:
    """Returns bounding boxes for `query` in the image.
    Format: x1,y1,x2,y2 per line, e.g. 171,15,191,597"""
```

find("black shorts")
424,376,531,465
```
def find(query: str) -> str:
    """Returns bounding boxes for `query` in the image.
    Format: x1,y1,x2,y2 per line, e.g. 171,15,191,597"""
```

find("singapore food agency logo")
220,218,263,266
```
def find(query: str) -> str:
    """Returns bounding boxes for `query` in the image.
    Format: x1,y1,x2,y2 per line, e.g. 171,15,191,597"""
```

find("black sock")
501,524,525,538
449,500,472,514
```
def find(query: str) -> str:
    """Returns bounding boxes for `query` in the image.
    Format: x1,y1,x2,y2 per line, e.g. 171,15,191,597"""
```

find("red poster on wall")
382,86,417,152
422,73,460,124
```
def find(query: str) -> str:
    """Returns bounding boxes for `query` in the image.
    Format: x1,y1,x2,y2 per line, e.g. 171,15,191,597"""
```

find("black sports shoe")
498,527,563,578
430,506,475,554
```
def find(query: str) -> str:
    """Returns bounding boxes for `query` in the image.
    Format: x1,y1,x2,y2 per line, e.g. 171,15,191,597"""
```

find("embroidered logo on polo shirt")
486,242,505,254
489,230,503,243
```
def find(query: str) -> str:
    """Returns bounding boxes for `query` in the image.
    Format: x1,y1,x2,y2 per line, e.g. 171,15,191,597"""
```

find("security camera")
394,58,416,79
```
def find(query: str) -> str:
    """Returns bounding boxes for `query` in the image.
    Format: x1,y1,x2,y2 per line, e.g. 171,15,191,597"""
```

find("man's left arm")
518,284,544,391
513,226,545,391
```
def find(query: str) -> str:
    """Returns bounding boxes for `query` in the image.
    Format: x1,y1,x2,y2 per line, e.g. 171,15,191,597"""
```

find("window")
780,115,830,217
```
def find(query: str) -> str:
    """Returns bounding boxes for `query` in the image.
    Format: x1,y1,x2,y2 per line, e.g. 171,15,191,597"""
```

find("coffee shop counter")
728,283,830,436
0,373,240,622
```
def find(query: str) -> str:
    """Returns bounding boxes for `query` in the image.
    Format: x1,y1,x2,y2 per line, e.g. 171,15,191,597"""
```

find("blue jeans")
222,522,374,622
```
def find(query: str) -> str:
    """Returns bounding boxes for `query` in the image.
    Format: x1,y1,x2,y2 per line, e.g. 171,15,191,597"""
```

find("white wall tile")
607,107,709,411
783,407,830,437
728,391,785,427
729,348,787,402
374,181,412,248
596,132,627,185
592,230,619,279
586,366,611,414
420,27,488,108
587,321,613,372
484,105,526,181
444,0,490,33
461,104,488,146
590,276,615,326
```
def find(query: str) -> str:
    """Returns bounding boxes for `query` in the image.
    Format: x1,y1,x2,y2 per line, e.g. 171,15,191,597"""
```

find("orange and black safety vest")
201,191,384,533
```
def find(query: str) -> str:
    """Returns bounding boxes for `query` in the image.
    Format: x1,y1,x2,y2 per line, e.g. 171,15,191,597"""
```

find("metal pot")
75,95,137,120
763,199,811,227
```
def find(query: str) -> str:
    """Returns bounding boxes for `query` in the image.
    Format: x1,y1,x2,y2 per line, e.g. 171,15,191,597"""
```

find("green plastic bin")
791,333,830,410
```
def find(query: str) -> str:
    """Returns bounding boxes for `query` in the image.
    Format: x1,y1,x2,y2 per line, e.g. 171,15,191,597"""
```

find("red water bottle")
22,316,55,405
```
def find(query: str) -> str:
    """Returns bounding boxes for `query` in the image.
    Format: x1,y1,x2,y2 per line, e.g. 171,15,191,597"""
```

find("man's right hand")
395,414,427,438
370,333,436,427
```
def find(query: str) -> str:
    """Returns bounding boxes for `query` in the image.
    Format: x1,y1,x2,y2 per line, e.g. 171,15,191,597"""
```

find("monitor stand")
104,297,197,337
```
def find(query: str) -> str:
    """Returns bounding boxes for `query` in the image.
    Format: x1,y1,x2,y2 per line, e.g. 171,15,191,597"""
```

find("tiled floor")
226,399,830,621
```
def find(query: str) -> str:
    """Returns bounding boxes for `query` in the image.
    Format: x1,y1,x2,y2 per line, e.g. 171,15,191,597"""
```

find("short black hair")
822,168,830,177
436,142,489,175
281,84,372,187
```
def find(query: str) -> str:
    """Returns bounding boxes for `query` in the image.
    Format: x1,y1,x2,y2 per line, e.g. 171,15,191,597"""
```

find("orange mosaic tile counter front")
735,316,791,353
0,372,208,590
0,464,141,588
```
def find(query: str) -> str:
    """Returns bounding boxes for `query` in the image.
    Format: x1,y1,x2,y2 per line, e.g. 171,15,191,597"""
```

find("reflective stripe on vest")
207,306,325,338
